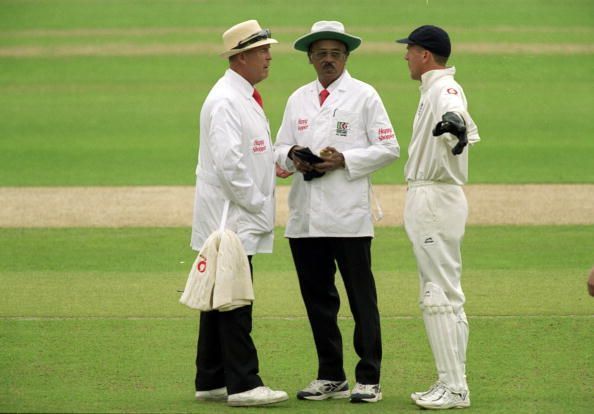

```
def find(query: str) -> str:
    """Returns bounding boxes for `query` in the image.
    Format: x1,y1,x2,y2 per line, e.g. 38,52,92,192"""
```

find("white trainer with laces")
410,381,442,402
415,384,470,410
297,379,350,400
195,386,227,401
227,386,288,407
350,383,382,403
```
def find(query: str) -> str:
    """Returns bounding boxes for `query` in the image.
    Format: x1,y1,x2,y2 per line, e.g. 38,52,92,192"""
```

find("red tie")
319,89,330,106
252,88,263,109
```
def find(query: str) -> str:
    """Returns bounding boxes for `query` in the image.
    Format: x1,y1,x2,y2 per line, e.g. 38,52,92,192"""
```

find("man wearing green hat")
275,20,399,404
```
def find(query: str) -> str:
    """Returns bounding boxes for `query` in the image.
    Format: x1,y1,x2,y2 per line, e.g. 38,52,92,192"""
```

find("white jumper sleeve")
435,86,481,148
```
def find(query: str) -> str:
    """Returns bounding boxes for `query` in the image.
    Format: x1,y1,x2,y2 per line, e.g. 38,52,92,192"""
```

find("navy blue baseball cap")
396,25,451,58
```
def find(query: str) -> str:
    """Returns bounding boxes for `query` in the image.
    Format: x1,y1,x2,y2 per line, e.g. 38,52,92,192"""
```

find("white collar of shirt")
420,66,456,93
316,70,350,95
225,68,256,98
225,68,266,117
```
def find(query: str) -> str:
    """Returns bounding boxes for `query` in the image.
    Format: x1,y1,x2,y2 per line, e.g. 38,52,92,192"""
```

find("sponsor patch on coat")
447,88,458,95
335,121,350,137
378,127,395,141
297,118,309,132
252,138,268,153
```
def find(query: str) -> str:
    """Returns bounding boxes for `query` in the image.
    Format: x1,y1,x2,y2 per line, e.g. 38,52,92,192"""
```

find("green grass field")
1,1,594,413
1,227,593,413
1,0,594,185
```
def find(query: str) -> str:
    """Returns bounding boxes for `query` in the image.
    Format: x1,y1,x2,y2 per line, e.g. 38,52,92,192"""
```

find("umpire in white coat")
275,21,399,404
190,20,287,407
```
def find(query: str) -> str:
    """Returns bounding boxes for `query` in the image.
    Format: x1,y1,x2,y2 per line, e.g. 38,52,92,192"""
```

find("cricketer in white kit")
397,25,480,410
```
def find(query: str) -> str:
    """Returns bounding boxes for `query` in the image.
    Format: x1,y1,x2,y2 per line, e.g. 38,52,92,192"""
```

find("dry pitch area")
1,185,593,227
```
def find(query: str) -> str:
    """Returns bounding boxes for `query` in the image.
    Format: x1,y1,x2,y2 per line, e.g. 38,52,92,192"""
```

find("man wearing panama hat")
275,21,400,403
190,19,287,407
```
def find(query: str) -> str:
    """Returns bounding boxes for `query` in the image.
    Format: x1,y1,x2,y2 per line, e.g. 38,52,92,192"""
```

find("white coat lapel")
225,69,267,120
248,95,267,120
313,70,350,113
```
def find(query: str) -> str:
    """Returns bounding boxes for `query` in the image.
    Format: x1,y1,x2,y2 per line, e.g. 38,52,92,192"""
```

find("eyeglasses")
310,50,347,60
233,28,271,50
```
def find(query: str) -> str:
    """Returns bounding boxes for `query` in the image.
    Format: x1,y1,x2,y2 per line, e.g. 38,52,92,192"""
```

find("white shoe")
350,383,382,403
415,384,470,410
410,381,442,402
297,379,350,400
195,386,227,401
227,386,289,407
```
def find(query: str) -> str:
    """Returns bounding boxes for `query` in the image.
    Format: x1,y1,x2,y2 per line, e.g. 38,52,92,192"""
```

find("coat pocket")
237,195,274,235
329,109,362,144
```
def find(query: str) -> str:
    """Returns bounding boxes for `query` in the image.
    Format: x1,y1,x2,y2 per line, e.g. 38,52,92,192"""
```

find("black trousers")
289,237,382,384
195,256,263,395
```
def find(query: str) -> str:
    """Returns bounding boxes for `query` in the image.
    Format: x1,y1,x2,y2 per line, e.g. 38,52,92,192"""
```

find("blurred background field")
1,1,593,413
1,0,594,185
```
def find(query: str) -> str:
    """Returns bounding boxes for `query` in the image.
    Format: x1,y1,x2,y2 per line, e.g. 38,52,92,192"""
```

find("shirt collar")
226,68,257,97
316,70,350,94
420,66,456,92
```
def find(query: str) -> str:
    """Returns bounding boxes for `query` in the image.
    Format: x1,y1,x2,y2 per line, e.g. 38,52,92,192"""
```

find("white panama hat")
220,20,278,58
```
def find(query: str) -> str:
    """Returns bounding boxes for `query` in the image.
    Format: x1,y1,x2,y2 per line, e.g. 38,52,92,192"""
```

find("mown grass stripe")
2,25,593,38
3,314,592,321
2,42,594,58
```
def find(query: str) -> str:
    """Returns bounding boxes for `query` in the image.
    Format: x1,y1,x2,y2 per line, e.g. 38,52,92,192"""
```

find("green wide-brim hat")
294,20,362,52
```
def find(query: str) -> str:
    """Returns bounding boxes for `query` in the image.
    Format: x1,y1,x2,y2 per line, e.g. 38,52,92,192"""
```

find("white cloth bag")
180,201,254,311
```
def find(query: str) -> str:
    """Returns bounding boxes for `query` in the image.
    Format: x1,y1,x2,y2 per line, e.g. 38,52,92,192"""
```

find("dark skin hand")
314,146,345,172
289,145,314,173
289,145,345,173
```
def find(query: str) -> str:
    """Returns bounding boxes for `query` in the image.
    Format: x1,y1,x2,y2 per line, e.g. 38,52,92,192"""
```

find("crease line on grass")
1,315,592,321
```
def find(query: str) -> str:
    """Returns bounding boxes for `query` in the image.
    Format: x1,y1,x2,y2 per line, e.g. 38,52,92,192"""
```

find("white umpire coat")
191,69,275,255
275,71,399,238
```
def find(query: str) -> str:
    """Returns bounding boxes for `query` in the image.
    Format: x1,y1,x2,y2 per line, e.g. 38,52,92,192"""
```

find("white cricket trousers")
403,182,468,311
